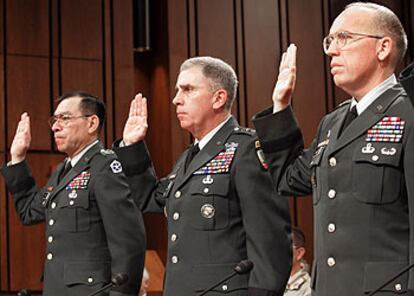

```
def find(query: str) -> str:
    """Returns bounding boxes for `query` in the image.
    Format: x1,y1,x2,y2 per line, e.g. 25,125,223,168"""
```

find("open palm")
272,44,297,111
10,112,31,164
123,93,148,145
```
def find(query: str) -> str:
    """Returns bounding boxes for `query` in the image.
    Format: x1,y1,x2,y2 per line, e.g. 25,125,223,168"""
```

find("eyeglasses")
48,114,93,128
323,31,383,54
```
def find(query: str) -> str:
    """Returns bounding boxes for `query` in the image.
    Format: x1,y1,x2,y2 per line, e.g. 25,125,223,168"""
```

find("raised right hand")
122,93,148,146
10,112,31,164
272,44,297,112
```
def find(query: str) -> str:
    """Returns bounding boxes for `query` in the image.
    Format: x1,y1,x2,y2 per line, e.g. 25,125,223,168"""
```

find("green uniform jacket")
253,85,414,296
114,117,292,296
1,142,146,296
400,62,414,104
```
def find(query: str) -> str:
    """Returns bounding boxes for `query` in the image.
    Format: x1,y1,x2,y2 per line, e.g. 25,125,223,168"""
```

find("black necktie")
339,105,358,137
58,161,72,183
184,143,200,172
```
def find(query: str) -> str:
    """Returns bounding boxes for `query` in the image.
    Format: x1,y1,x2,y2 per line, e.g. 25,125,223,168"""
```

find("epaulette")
334,99,352,111
232,126,256,136
100,149,115,156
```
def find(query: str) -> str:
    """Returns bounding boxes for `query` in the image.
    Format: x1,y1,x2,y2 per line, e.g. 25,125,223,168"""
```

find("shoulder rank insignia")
100,149,115,156
255,140,268,170
110,160,123,173
194,142,238,175
366,116,405,143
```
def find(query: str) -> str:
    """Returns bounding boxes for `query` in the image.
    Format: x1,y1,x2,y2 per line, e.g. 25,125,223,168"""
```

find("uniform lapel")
49,142,103,198
328,85,405,156
174,117,238,189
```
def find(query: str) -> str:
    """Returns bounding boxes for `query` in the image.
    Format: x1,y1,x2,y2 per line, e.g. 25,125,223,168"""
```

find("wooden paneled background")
0,0,412,293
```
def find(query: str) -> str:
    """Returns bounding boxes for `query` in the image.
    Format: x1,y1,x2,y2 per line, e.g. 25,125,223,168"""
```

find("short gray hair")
180,56,239,110
345,2,408,67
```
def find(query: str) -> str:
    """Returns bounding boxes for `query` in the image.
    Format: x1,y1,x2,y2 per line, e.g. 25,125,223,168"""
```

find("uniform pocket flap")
192,263,249,293
58,190,89,209
189,175,230,197
64,261,111,286
353,143,402,167
363,261,408,294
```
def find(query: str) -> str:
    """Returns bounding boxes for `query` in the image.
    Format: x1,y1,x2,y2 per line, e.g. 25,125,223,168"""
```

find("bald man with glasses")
253,2,414,296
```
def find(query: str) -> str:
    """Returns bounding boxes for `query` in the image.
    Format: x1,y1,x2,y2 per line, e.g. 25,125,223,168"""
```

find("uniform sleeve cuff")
252,106,302,153
0,160,35,193
113,140,152,176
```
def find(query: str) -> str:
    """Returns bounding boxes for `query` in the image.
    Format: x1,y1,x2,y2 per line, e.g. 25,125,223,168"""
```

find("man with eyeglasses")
252,2,413,296
0,91,146,296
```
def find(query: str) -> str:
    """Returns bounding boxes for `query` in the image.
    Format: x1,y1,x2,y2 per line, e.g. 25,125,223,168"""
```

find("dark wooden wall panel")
243,0,281,122
7,56,51,151
6,0,49,56
288,0,327,144
0,54,4,151
0,0,4,55
139,0,171,264
287,0,328,268
197,0,236,67
8,153,64,291
112,0,135,139
167,0,192,162
61,59,103,98
0,155,8,289
60,0,102,60
196,0,241,120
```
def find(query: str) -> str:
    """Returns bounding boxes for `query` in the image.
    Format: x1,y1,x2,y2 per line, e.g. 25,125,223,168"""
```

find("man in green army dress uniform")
1,92,146,296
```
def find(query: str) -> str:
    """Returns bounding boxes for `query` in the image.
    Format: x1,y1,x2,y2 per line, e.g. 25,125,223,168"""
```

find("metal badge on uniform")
366,116,405,142
68,190,78,199
255,140,268,170
110,160,123,174
315,138,330,156
201,204,215,219
361,143,375,154
381,147,397,156
42,186,54,206
66,171,91,191
194,142,239,175
202,175,214,184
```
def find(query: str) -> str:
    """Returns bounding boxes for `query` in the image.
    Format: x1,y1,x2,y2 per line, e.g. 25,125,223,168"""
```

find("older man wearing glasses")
253,2,413,296
1,91,146,296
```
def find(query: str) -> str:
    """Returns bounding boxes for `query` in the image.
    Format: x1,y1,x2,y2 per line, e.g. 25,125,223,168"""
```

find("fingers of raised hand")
287,44,297,69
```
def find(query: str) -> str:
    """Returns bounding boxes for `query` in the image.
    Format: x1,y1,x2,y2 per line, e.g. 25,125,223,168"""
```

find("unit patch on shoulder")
101,149,115,156
255,140,268,170
110,160,123,173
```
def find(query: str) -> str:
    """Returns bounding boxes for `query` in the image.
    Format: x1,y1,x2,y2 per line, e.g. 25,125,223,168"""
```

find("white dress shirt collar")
67,139,99,167
350,74,397,115
195,116,232,150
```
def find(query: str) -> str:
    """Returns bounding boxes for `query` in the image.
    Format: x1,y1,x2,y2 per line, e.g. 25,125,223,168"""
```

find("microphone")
87,273,128,296
367,262,414,296
198,260,254,296
17,290,31,296
234,260,254,274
